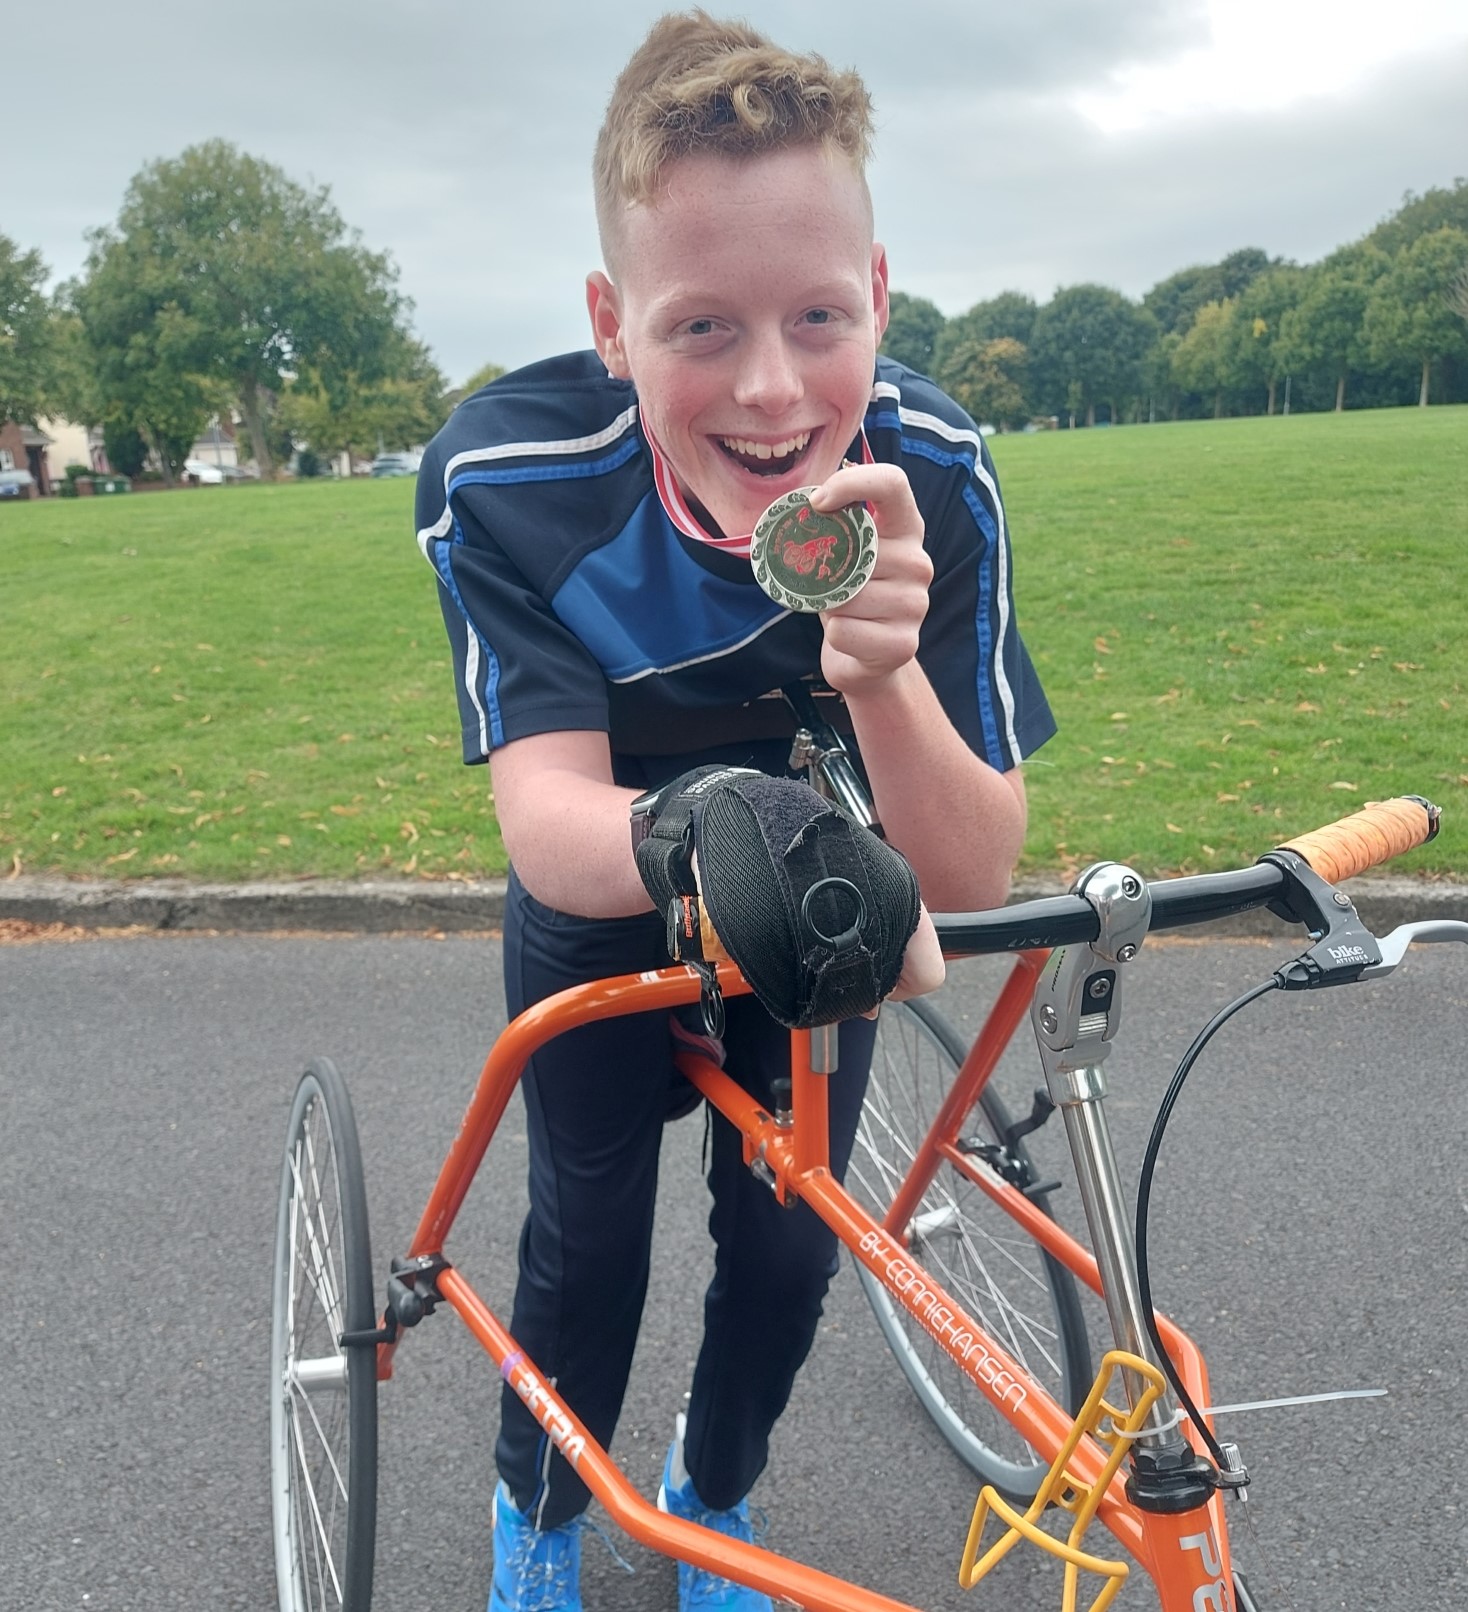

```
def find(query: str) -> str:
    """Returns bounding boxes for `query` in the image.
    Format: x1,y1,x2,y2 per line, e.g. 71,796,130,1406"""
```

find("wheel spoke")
849,999,1088,1495
289,1387,345,1604
290,1375,351,1505
293,1118,346,1339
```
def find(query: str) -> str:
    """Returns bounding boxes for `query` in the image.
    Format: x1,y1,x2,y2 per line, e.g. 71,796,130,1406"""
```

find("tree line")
881,181,1468,429
3,156,1466,483
0,142,501,483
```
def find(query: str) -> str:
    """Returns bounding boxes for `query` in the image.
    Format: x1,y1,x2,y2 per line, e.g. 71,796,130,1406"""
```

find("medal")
751,487,878,613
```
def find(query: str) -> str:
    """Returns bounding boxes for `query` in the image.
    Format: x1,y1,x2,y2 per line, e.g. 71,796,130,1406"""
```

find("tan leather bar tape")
1276,796,1439,885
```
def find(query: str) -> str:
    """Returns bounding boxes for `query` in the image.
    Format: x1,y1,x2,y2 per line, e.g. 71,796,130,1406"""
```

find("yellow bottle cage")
959,1350,1170,1612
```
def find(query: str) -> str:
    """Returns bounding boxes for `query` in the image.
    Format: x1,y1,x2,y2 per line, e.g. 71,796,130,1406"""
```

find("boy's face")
587,145,889,539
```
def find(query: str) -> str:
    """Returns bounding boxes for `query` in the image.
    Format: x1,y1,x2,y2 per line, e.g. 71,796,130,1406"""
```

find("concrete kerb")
3,874,1464,939
0,876,510,935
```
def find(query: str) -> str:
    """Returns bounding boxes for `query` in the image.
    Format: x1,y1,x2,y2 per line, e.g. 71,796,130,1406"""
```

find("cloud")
6,1,1465,383
871,35,1468,313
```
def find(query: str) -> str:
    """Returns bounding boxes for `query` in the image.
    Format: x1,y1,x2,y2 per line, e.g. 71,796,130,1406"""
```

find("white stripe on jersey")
870,384,1020,763
463,626,490,757
610,608,791,684
415,404,643,555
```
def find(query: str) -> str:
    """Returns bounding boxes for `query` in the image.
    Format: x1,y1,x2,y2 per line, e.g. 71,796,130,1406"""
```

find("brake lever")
1361,919,1468,979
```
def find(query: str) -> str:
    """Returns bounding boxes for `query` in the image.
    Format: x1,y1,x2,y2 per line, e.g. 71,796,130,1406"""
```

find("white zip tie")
1187,1387,1387,1419
1098,1406,1187,1441
1099,1386,1386,1443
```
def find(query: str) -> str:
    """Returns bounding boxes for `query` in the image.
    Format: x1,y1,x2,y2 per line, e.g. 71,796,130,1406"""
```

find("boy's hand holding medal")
753,463,934,695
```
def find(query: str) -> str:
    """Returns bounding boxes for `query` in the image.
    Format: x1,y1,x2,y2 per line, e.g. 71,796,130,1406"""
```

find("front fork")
1031,863,1229,1514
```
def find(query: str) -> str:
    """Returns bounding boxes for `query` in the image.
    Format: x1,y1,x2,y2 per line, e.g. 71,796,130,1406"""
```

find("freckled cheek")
652,377,728,449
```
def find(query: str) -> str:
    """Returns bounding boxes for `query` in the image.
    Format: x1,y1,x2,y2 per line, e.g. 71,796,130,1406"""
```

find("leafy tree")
1143,248,1275,339
76,141,406,476
1361,227,1468,405
1029,285,1157,425
1367,178,1468,256
280,333,447,462
102,419,149,478
1170,299,1239,417
880,291,946,376
1215,247,1274,301
933,291,1037,376
0,235,53,424
1276,246,1388,412
937,337,1029,429
1142,329,1183,421
1451,263,1468,324
43,310,105,428
1144,263,1219,338
1228,265,1305,415
67,270,221,485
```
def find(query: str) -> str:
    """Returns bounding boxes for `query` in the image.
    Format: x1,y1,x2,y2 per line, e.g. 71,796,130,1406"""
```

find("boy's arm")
809,464,1028,914
493,726,947,995
489,730,652,919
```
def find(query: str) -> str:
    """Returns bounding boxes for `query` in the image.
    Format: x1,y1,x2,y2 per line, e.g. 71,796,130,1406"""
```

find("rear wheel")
270,1058,378,1611
848,998,1091,1500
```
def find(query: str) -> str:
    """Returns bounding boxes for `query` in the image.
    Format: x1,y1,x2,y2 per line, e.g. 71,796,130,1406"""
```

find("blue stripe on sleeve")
878,429,1007,766
961,484,1003,765
433,531,504,750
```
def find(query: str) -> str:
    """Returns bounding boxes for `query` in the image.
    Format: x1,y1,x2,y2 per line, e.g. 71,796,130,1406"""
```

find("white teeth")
720,432,810,461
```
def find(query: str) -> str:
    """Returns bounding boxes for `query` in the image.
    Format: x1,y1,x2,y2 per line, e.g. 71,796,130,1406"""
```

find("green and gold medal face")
750,488,878,614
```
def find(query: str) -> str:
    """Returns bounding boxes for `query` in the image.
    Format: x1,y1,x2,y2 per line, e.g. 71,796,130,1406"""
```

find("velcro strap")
633,765,919,1028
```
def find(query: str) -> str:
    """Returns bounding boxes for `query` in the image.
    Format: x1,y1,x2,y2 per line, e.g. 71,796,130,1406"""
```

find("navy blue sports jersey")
416,350,1053,787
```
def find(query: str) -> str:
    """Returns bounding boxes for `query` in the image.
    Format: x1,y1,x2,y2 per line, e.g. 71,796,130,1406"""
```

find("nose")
731,326,804,416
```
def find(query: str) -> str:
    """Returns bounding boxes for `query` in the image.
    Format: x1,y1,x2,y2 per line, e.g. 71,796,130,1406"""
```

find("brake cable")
1133,977,1281,1473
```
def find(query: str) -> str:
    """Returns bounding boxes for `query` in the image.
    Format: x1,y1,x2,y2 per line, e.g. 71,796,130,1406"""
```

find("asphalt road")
2,929,1465,1612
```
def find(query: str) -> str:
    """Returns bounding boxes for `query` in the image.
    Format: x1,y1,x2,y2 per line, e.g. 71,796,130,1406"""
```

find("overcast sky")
9,0,1467,386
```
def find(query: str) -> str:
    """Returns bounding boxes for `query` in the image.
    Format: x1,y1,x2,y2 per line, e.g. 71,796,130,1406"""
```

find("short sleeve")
416,454,611,763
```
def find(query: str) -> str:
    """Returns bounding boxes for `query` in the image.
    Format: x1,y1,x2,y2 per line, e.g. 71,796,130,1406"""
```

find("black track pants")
496,869,876,1528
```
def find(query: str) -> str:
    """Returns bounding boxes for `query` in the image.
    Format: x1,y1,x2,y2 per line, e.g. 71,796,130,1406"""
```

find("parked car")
184,459,226,485
370,451,422,478
0,468,37,499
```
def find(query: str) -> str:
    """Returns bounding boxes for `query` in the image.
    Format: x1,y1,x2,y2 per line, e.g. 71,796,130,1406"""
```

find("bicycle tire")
848,998,1091,1500
270,1058,378,1612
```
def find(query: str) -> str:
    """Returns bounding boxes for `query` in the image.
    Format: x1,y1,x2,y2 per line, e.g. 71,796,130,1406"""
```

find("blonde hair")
594,10,874,266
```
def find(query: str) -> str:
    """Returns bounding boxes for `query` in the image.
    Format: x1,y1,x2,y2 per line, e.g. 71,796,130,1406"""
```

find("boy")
416,12,1053,1609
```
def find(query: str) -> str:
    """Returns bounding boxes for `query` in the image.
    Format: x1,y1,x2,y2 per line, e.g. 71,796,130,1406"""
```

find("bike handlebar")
933,795,1440,958
1276,794,1439,885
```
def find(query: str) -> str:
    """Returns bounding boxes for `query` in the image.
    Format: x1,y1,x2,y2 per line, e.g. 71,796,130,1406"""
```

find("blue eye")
686,318,715,336
805,308,832,325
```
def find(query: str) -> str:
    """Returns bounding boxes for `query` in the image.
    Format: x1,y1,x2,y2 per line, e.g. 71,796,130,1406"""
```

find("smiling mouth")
717,431,813,477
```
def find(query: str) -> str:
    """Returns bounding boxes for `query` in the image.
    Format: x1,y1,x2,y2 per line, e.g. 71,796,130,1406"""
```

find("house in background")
0,421,56,495
189,414,243,473
39,418,109,483
8,411,264,492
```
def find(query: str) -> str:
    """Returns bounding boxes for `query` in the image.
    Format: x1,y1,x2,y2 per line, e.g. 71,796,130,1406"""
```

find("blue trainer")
656,1416,774,1612
489,1483,584,1612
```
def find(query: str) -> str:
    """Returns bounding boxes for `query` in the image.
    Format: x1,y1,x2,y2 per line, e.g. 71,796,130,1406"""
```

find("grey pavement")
3,872,1465,937
2,930,1465,1611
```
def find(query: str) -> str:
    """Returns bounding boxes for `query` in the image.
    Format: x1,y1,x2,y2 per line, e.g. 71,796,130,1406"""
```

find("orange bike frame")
376,956,1242,1612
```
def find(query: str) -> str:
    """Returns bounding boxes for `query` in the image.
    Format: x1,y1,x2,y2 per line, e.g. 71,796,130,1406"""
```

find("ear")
586,272,631,379
870,243,891,346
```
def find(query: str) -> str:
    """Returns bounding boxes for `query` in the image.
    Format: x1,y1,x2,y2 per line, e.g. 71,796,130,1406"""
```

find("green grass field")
2,405,1464,886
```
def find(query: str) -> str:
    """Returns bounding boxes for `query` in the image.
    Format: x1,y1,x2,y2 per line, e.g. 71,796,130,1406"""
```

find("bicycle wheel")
270,1058,378,1611
848,998,1091,1500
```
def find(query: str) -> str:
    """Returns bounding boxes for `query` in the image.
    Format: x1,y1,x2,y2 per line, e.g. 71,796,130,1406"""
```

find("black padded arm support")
634,767,921,1029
